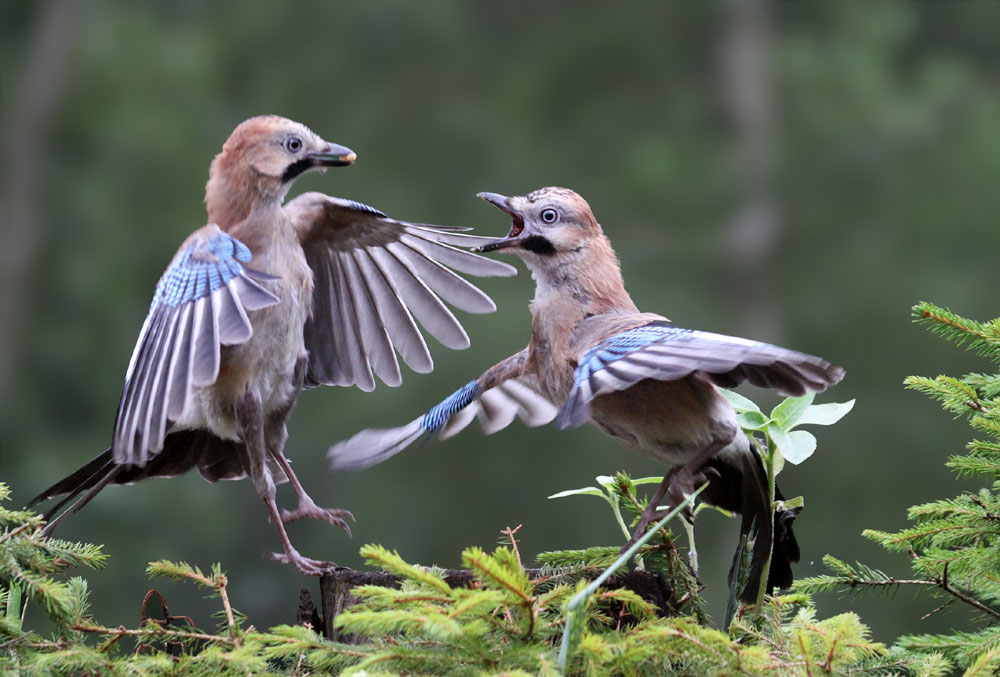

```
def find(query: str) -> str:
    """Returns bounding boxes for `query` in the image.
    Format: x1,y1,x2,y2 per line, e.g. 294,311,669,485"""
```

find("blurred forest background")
2,0,998,645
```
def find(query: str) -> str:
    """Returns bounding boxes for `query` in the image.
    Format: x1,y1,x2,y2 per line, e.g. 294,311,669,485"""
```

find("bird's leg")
620,437,731,554
269,448,354,530
620,472,674,553
264,356,354,530
237,389,335,576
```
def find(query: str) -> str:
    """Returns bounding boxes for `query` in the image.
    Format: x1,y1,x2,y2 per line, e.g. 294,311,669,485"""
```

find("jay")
29,116,514,575
329,186,844,600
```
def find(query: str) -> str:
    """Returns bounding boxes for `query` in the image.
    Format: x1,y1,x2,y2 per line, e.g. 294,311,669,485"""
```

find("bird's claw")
268,549,340,576
667,465,717,510
279,500,355,534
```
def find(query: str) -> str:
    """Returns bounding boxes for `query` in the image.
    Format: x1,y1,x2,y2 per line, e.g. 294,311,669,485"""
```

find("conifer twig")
216,573,238,641
836,570,1000,622
72,622,236,646
0,523,32,546
500,524,523,570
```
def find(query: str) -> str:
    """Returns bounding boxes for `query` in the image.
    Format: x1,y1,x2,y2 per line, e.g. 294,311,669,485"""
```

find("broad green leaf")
768,423,792,473
783,430,817,464
794,399,856,427
738,411,770,430
770,392,815,430
549,487,604,500
721,389,762,414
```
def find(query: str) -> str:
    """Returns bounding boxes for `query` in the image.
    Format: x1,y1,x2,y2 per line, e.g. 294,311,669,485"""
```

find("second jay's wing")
286,193,517,393
559,319,845,429
328,355,556,472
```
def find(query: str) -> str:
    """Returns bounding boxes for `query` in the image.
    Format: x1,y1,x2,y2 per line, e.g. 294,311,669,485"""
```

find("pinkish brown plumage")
29,116,515,575
330,186,845,601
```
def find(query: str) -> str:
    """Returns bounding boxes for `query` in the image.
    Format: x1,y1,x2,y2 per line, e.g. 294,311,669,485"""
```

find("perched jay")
329,187,844,601
28,116,515,575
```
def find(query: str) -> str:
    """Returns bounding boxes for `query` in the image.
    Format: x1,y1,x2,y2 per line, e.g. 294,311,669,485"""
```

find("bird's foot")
619,465,721,555
666,465,720,520
279,497,354,534
268,548,340,576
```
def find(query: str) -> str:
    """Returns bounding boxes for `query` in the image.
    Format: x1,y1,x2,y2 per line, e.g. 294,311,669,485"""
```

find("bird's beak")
472,192,525,253
309,142,357,167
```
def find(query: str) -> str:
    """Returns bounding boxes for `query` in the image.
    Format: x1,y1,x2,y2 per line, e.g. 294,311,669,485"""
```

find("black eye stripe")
281,157,313,182
521,235,556,255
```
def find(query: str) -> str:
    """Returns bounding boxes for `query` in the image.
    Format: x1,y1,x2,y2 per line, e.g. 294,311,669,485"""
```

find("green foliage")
796,302,1000,672
0,481,894,675
722,389,855,472
0,481,106,634
544,471,708,624
333,543,889,676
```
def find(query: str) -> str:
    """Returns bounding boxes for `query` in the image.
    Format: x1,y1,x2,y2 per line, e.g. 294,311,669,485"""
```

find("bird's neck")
527,235,638,362
225,199,298,259
205,166,289,232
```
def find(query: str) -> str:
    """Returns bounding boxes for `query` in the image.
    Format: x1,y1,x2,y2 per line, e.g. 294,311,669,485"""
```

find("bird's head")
473,187,602,265
473,187,632,311
206,116,356,227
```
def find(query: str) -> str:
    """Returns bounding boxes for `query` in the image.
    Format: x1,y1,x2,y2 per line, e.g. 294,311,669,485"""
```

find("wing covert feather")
558,320,845,429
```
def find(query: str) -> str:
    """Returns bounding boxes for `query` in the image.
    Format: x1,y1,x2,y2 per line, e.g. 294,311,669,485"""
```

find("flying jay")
328,186,845,600
28,116,515,575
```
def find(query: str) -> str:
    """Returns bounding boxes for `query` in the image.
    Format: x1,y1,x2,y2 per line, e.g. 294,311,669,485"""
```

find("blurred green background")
2,0,998,643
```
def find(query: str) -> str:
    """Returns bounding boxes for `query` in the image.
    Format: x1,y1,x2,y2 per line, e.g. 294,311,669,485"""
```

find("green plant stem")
557,485,704,673
609,495,631,542
608,493,644,569
754,437,778,609
683,518,699,577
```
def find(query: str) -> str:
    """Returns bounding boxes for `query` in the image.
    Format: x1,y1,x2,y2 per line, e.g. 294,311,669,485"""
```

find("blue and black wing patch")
113,228,279,466
558,320,844,429
328,376,557,472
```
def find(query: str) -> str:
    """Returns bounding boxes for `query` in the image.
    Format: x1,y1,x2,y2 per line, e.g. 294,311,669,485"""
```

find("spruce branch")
72,621,236,647
913,302,1000,359
799,555,1000,623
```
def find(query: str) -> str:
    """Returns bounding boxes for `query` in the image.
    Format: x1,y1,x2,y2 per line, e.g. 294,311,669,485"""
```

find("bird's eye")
284,136,303,153
540,208,559,224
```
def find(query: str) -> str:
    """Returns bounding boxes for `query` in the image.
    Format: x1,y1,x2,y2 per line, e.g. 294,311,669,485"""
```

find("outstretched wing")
287,193,517,392
559,320,845,429
328,375,557,472
112,226,280,466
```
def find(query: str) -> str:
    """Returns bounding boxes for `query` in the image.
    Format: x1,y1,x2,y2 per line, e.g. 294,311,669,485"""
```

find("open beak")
310,142,357,167
472,192,525,253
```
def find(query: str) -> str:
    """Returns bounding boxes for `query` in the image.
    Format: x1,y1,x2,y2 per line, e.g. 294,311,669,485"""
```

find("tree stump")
301,567,676,643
